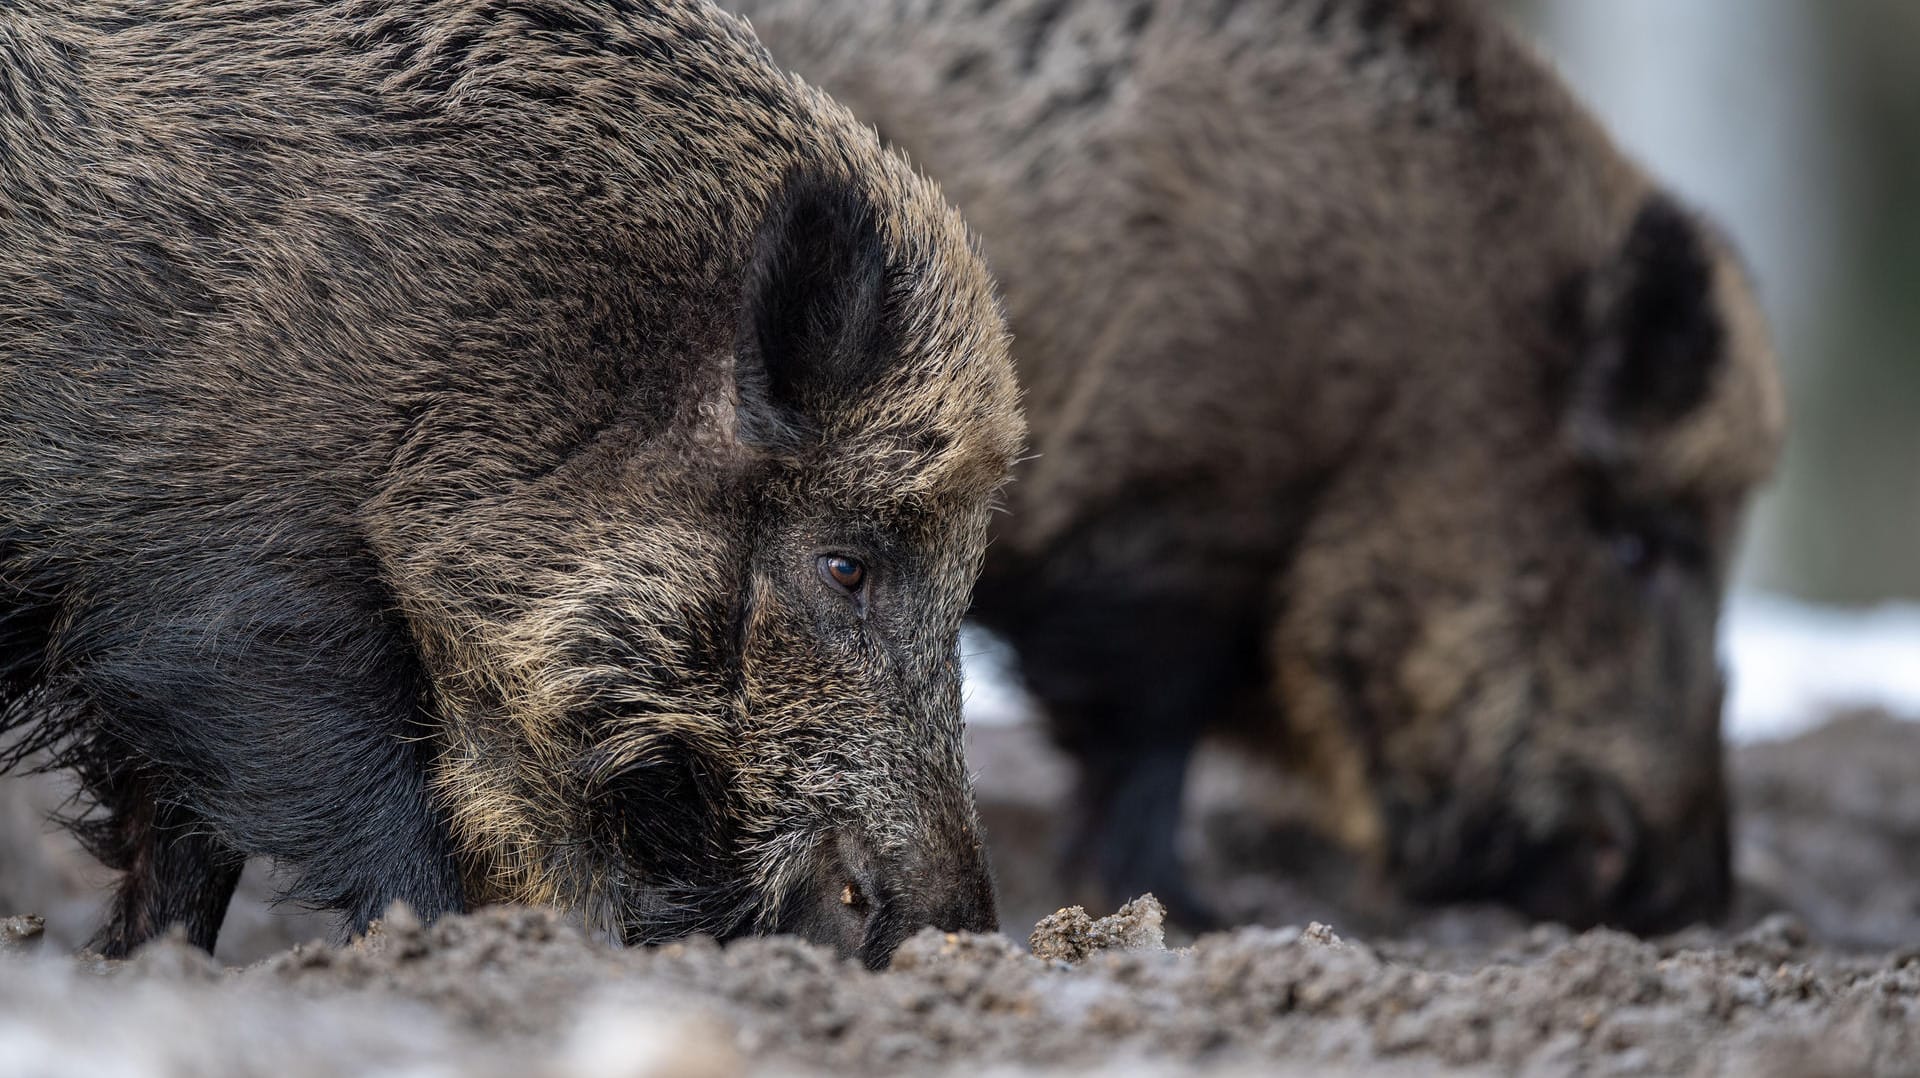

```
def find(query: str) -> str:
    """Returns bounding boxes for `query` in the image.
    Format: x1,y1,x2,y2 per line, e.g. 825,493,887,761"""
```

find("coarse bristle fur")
1,0,1022,967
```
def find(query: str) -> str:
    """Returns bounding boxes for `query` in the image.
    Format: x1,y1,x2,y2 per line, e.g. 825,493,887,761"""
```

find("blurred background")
971,1,1920,744
1489,1,1920,740
955,0,1920,944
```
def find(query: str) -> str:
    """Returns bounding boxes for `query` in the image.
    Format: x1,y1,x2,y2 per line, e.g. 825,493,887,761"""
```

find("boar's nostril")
1534,780,1644,921
1584,827,1631,905
1581,786,1640,902
1490,779,1650,929
1612,793,1733,934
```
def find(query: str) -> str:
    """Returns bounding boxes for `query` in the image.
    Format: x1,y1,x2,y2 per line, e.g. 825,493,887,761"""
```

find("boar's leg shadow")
1067,726,1216,931
990,579,1253,932
52,556,465,955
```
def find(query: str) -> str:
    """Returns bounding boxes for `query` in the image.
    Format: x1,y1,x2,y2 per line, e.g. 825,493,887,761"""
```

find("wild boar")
0,0,1023,968
729,0,1786,931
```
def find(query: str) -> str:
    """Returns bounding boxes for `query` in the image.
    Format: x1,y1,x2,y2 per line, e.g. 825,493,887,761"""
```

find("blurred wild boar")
0,0,1022,969
729,0,1786,931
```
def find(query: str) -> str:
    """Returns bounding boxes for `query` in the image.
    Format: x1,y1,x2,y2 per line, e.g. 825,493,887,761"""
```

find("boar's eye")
1588,487,1710,585
1611,529,1661,577
818,554,868,596
1600,513,1706,582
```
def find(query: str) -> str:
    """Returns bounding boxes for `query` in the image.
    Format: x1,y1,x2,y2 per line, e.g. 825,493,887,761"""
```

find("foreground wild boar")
731,0,1786,931
0,0,1022,967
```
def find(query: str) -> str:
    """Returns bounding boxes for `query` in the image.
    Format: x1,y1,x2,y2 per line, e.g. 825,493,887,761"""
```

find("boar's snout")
1515,778,1731,935
775,829,998,969
1401,771,1731,934
1554,775,1731,936
1502,776,1644,928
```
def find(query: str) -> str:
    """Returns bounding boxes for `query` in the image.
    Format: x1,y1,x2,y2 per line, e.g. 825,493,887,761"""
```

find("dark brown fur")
0,0,1023,968
730,0,1785,931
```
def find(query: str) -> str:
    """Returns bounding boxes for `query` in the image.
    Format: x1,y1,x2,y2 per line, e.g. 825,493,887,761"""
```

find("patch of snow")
1722,592,1920,743
960,625,1032,728
962,594,1920,744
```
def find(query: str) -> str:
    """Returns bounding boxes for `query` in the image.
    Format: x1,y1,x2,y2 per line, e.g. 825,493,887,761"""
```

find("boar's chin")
613,882,755,947
578,740,761,943
1384,770,1728,934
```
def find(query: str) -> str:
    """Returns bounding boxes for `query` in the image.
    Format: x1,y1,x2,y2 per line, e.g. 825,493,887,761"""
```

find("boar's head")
401,166,1022,969
1279,197,1785,933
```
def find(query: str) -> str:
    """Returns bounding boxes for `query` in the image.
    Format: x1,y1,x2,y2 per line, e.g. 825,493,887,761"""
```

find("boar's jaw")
764,825,999,969
1386,763,1731,933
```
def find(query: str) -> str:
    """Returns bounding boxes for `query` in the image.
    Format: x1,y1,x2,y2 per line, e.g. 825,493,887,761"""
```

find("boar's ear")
1566,196,1726,455
734,172,896,445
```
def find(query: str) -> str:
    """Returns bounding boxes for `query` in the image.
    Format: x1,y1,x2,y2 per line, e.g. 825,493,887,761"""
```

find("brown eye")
819,554,866,593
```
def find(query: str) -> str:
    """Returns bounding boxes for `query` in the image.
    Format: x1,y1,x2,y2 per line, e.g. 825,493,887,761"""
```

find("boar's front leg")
1063,718,1219,932
88,771,246,958
1019,590,1252,933
65,556,466,952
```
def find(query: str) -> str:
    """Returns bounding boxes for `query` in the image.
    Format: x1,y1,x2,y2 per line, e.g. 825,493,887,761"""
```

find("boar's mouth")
1388,797,1640,928
578,738,760,945
1386,774,1731,934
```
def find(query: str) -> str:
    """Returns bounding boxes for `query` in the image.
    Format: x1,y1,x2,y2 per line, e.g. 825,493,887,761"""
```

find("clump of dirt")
1028,894,1166,962
1,913,44,953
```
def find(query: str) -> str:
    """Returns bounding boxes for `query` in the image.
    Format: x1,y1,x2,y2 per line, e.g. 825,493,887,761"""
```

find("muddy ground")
4,713,1920,1076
